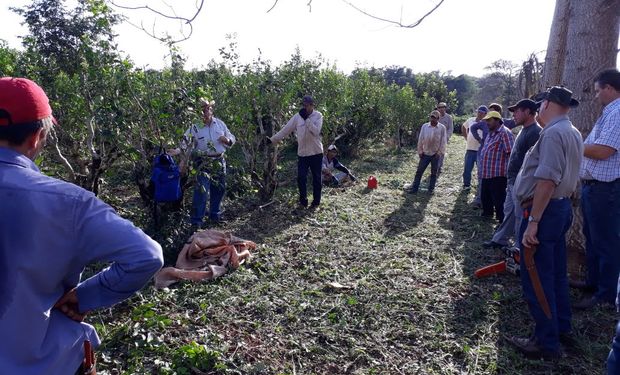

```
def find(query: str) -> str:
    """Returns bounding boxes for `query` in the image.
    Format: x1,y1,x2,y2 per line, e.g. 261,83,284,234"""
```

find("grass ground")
94,136,617,374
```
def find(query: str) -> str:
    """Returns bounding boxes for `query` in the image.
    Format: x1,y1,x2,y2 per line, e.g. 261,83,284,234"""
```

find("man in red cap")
0,77,163,374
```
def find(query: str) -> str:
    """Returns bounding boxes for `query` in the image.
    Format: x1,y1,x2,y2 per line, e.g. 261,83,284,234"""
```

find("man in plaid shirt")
478,111,514,221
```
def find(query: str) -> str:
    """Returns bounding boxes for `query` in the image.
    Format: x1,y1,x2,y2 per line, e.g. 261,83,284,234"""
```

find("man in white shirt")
404,110,447,194
461,105,488,189
172,98,235,226
269,95,324,208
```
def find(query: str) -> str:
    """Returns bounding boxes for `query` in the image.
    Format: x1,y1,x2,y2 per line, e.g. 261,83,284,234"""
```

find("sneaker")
463,185,471,190
403,183,413,190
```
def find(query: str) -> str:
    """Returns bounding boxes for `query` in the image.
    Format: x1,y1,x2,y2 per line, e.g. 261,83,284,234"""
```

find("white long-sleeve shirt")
182,117,236,155
418,122,447,156
270,110,323,156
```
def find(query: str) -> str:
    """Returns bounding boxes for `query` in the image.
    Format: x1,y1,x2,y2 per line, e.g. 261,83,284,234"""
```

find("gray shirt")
506,122,542,185
514,115,584,204
438,113,453,140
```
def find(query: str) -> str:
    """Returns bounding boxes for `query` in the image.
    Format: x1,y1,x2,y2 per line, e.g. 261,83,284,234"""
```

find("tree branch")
340,0,445,28
108,0,203,43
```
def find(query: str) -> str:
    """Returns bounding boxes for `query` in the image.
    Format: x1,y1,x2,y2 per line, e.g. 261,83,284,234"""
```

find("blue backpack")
151,152,182,203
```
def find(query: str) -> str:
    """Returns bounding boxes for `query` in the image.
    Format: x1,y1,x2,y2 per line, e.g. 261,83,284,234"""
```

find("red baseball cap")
0,77,54,126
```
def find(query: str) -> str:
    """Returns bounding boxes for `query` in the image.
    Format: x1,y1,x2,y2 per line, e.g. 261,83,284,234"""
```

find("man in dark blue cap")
507,86,583,360
269,95,324,208
460,105,488,190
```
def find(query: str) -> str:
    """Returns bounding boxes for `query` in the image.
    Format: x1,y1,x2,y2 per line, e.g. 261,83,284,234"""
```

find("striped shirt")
479,125,514,178
580,97,620,182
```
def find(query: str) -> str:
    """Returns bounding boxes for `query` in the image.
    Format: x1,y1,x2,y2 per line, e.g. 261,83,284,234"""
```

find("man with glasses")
404,110,447,194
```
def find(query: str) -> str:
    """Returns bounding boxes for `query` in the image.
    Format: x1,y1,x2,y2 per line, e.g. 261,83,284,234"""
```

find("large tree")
542,0,620,276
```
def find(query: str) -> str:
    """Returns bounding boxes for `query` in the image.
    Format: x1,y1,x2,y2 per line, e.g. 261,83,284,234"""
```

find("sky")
1,0,563,77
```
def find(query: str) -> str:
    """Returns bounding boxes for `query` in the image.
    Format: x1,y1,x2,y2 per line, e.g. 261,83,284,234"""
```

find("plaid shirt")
580,97,620,182
479,125,514,178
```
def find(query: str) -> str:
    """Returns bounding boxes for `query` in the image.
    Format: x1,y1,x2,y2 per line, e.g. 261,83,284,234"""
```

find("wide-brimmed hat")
535,86,579,108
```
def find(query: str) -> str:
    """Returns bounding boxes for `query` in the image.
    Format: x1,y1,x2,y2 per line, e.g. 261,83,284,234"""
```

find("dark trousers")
481,176,507,221
519,198,573,353
411,154,440,192
298,153,323,206
582,179,620,304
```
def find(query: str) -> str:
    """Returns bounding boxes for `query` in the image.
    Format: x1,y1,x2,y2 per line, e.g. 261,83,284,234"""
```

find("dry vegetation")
93,137,616,374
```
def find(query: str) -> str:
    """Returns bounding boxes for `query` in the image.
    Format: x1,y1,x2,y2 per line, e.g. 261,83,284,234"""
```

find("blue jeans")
298,153,323,206
410,154,439,192
519,198,573,353
582,179,620,304
462,150,477,187
608,320,620,375
191,157,226,224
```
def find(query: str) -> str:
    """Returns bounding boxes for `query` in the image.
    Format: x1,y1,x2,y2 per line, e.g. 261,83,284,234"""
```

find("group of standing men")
457,69,620,367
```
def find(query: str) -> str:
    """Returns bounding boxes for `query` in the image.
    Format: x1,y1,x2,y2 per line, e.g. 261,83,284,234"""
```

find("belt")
205,153,223,158
520,196,568,209
583,178,619,185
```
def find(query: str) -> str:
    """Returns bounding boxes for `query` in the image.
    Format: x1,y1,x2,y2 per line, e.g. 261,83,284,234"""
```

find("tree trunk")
547,0,620,279
541,0,570,89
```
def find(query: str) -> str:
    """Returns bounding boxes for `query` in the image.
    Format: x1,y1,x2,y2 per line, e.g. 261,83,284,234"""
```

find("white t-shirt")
463,117,482,151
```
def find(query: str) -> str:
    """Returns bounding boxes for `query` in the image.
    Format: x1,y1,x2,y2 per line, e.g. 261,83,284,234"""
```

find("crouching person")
0,77,164,375
322,144,357,186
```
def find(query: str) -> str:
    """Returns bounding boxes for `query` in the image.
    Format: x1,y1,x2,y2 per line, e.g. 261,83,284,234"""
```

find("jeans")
582,179,620,304
519,198,572,353
191,157,226,224
462,150,477,187
298,153,323,206
481,176,507,221
410,154,440,192
492,183,521,246
608,320,620,375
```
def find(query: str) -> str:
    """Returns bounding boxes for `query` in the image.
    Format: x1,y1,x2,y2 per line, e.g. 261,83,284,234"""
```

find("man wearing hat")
576,68,620,312
478,111,514,222
0,77,163,374
173,98,236,226
461,105,489,190
321,144,357,186
404,110,447,194
507,86,583,359
483,99,541,249
269,95,324,208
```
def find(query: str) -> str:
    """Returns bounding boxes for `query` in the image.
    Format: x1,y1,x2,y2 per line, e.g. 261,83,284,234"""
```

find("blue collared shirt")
581,97,620,182
0,147,163,375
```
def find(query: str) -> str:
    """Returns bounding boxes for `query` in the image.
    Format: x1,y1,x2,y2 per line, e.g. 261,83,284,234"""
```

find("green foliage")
2,1,456,203
172,342,225,374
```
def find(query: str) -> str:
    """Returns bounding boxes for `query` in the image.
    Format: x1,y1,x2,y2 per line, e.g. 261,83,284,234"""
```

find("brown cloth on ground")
154,229,256,288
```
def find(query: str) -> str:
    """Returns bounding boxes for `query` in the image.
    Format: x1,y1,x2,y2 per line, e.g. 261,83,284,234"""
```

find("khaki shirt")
514,115,584,204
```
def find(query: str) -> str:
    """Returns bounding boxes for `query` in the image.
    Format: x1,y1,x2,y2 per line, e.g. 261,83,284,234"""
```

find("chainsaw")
474,246,520,278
